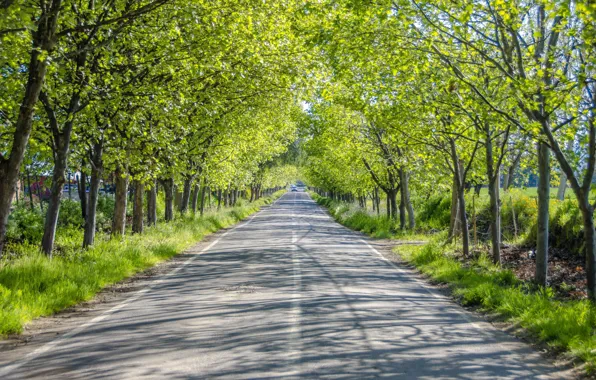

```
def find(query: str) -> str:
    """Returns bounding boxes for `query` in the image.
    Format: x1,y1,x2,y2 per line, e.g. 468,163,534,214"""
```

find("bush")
5,205,44,243
415,194,452,231
500,189,538,241
549,199,584,253
58,199,84,228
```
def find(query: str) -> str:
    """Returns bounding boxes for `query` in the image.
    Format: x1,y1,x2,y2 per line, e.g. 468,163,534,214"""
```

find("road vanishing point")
0,192,569,379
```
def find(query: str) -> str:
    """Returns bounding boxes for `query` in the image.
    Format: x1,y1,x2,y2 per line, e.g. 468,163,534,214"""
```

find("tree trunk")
450,141,470,257
0,2,62,256
456,182,470,257
556,140,573,200
78,164,87,220
179,178,192,213
535,142,550,286
448,176,460,242
41,148,69,256
502,172,510,192
68,172,72,200
83,142,104,248
200,180,207,216
580,203,596,301
385,191,390,219
399,189,406,229
162,178,174,222
132,181,144,234
400,169,415,229
487,172,501,264
504,150,523,191
191,183,200,213
485,131,501,264
217,189,222,210
26,167,34,211
147,180,157,227
389,189,398,220
375,188,380,216
112,165,128,237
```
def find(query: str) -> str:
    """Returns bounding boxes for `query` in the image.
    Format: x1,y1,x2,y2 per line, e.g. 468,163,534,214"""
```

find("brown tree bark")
161,178,174,222
450,140,471,257
147,180,157,227
448,177,460,242
41,146,69,255
200,180,207,216
485,132,501,264
179,178,193,213
400,168,415,229
83,141,104,248
112,165,129,237
132,181,144,234
535,142,551,286
191,183,200,213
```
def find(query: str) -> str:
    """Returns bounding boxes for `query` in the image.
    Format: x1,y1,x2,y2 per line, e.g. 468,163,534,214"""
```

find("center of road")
289,191,303,375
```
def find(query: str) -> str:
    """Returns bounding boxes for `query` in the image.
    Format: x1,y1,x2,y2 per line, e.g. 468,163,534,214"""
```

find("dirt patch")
501,245,587,300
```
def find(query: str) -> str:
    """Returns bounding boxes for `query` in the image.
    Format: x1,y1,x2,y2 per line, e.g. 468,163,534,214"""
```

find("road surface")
0,192,566,379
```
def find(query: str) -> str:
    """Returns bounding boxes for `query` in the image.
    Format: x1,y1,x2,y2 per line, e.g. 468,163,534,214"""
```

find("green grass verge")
0,191,283,336
312,191,596,373
310,191,429,241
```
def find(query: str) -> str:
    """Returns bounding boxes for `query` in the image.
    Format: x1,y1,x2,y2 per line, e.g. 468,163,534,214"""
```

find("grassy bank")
0,192,283,336
312,192,596,373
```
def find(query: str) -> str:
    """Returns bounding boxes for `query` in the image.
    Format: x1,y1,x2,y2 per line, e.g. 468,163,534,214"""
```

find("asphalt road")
0,192,566,379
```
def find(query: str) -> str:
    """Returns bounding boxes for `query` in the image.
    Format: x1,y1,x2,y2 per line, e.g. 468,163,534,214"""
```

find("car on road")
291,185,297,192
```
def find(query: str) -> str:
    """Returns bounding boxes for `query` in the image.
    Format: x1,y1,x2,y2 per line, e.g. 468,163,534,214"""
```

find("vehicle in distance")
291,185,297,192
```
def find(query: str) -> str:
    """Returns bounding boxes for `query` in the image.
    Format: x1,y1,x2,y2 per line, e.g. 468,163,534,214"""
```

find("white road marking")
289,192,303,373
359,238,490,335
0,202,273,377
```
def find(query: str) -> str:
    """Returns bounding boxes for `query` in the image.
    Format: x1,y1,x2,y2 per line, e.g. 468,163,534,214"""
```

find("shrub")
5,205,44,243
415,194,452,231
500,189,538,241
58,199,84,228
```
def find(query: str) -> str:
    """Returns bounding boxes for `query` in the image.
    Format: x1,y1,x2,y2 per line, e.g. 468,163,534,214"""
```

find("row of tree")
1,1,310,256
302,1,596,299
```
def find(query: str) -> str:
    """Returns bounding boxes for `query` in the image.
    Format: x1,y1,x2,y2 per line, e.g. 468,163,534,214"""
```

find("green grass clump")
0,191,283,336
311,192,399,238
399,242,596,373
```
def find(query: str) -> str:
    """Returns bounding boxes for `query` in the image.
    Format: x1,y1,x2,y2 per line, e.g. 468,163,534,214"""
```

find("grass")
311,192,429,241
0,192,283,336
312,191,596,374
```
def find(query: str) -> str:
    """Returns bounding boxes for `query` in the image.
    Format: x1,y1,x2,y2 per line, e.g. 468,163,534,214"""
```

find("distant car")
291,185,297,192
